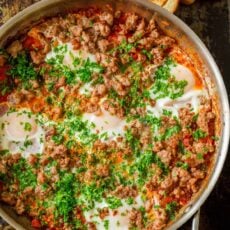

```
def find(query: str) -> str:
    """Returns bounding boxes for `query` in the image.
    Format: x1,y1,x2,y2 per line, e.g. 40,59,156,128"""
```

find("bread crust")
150,0,168,6
163,0,179,13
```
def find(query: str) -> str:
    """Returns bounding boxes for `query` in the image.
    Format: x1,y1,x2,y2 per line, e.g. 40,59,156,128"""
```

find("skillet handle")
192,209,200,230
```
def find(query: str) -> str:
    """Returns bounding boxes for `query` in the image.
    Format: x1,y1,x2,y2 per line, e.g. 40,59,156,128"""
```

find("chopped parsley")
163,109,173,116
46,45,104,84
110,39,135,54
106,196,122,209
133,150,169,185
151,58,188,100
0,149,10,156
165,201,178,220
125,129,140,156
178,140,185,154
193,129,207,140
52,134,64,145
141,49,153,60
24,122,32,131
54,172,77,222
103,220,109,230
126,197,134,205
175,161,189,170
161,124,181,140
11,158,37,190
197,153,204,160
8,52,38,89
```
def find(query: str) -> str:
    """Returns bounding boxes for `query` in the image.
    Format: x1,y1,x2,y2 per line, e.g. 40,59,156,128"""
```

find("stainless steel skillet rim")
0,0,229,229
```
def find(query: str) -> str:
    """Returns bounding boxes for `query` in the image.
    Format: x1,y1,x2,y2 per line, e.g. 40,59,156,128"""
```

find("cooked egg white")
46,41,96,68
46,41,96,95
84,196,144,230
0,110,44,158
149,63,205,117
83,105,126,139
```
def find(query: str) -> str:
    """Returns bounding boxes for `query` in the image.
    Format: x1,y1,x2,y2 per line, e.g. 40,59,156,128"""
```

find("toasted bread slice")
150,0,168,6
163,0,179,13
180,0,196,5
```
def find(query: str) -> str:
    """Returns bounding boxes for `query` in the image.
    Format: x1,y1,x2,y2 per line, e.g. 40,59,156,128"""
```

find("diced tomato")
126,32,133,39
0,66,9,81
23,36,42,50
179,196,189,205
117,12,127,24
204,152,212,162
116,152,123,163
183,138,190,147
183,134,191,147
201,136,214,145
0,181,3,191
108,33,118,43
0,95,8,103
131,52,138,60
161,196,173,207
31,219,41,228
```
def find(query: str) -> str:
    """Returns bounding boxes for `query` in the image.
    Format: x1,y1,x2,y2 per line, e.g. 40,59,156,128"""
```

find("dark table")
0,0,229,229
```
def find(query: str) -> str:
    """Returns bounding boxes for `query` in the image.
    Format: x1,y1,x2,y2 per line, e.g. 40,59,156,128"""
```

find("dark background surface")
0,0,229,229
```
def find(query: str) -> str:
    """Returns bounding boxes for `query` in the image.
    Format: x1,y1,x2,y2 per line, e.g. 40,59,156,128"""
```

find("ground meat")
160,175,173,191
129,209,143,229
146,165,162,191
96,165,109,177
125,13,139,31
155,36,175,48
151,47,165,64
112,185,138,198
44,24,62,38
37,171,46,184
92,84,107,97
93,139,108,151
102,99,124,118
99,11,114,25
97,39,110,52
156,150,172,165
48,106,63,120
171,167,191,187
110,74,131,96
87,222,97,230
35,185,50,199
45,126,56,141
153,141,164,152
69,25,83,37
78,16,92,29
30,50,45,64
147,17,157,31
0,161,6,174
146,208,167,230
99,207,109,219
0,55,6,66
7,91,24,105
96,53,118,73
197,110,215,134
0,103,8,116
1,192,16,206
45,142,67,158
179,107,195,127
15,198,25,215
6,40,22,58
94,22,110,37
